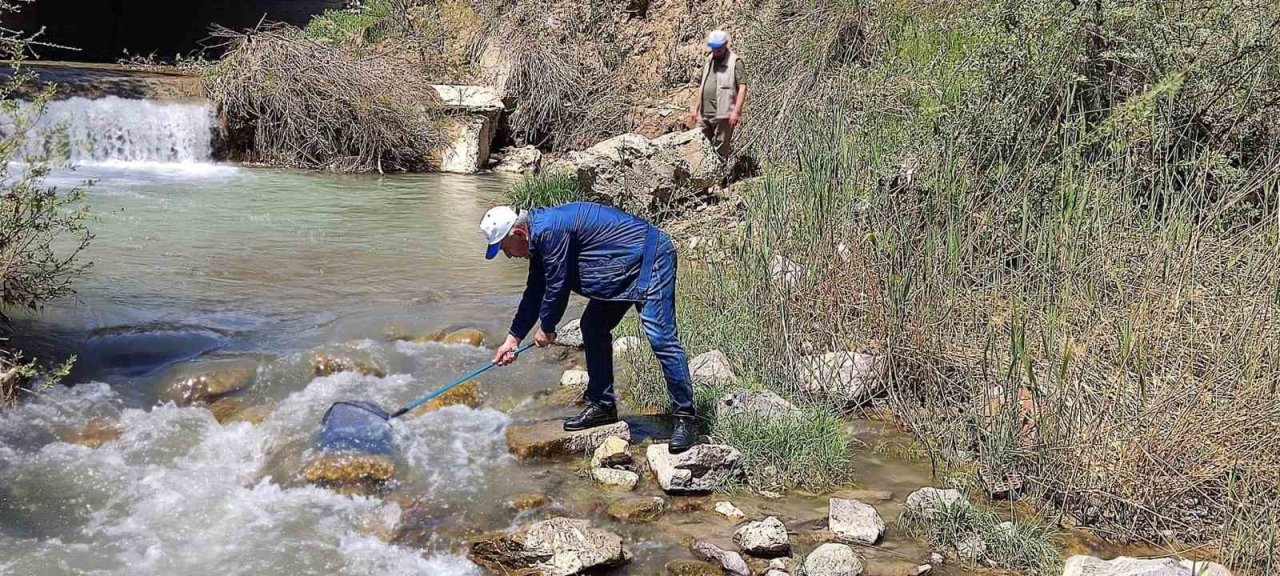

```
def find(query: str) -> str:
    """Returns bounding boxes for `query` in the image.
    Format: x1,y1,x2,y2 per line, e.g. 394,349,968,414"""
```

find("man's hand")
493,334,521,366
688,109,701,129
729,110,741,128
534,329,557,348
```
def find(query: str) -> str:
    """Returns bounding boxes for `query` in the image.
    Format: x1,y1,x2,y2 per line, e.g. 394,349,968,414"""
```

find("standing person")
689,29,747,156
479,202,699,453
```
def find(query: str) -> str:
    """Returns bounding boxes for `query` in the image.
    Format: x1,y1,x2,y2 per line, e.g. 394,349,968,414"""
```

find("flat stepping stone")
506,419,631,460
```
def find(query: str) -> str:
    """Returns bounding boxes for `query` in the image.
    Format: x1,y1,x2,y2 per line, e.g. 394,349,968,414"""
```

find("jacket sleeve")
509,259,544,340
536,228,572,333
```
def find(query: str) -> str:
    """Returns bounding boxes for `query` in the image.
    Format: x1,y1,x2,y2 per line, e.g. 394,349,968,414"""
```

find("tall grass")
503,173,584,211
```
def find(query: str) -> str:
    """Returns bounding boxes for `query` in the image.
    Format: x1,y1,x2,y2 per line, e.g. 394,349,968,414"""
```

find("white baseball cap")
707,30,729,48
480,206,521,259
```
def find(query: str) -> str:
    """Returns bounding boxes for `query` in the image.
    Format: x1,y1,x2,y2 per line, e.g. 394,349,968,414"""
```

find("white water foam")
19,96,218,164
0,376,490,576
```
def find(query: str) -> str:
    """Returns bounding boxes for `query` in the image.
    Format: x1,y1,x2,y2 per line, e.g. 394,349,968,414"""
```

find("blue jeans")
579,237,695,417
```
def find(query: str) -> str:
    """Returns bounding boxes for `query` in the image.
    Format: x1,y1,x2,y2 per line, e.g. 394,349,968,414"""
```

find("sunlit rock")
606,496,665,523
311,353,386,378
469,517,631,576
506,420,631,460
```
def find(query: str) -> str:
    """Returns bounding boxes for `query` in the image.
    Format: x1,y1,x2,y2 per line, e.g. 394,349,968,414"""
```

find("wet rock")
556,319,584,348
796,351,886,403
507,420,631,460
469,517,631,576
832,489,894,503
691,541,750,576
495,145,543,174
716,389,800,421
830,498,886,545
690,350,736,384
164,361,256,405
311,354,386,378
903,488,969,521
803,543,864,576
209,397,246,423
665,559,723,576
1061,556,1229,576
591,436,632,468
592,468,639,491
224,404,272,424
411,380,482,415
561,369,590,387
647,443,743,494
864,562,934,576
442,328,486,347
954,534,987,564
506,493,550,512
714,500,746,520
770,255,801,289
300,453,395,493
613,336,643,356
547,381,587,406
733,516,790,557
68,416,122,448
606,496,665,523
770,557,798,573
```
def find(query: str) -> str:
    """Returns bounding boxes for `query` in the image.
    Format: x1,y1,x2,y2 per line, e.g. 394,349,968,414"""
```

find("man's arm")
509,259,544,340
536,228,572,336
688,84,703,128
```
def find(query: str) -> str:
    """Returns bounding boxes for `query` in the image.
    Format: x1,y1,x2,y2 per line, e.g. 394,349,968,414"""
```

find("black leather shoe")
669,416,698,454
563,402,619,431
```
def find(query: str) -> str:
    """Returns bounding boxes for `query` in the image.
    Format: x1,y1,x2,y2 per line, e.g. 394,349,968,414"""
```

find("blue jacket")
509,202,662,339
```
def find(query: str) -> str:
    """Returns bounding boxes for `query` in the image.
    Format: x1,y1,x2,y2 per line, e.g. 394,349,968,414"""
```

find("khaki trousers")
700,117,734,157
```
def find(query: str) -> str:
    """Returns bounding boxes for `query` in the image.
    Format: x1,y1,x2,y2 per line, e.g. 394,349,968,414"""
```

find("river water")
0,97,959,576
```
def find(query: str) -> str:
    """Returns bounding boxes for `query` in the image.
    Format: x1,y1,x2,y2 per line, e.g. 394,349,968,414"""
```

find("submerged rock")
716,389,800,421
442,328,486,347
606,496,665,523
647,443,742,494
691,541,750,576
506,420,631,460
164,361,257,405
665,559,723,576
300,453,395,493
224,403,272,425
311,354,386,378
903,488,970,521
506,493,551,512
830,498,886,545
209,397,246,423
469,517,631,576
592,468,639,491
411,380,482,415
733,516,790,557
803,543,864,576
797,351,886,403
690,350,736,383
68,416,122,448
1061,556,1231,576
591,436,632,468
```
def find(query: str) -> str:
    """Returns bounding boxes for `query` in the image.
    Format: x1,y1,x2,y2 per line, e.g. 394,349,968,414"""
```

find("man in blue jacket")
480,202,698,453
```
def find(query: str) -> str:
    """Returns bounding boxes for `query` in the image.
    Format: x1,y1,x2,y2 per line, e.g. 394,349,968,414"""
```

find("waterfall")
17,96,217,165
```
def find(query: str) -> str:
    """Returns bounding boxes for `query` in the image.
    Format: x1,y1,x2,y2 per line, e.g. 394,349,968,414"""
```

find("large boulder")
830,498,886,545
733,516,790,557
796,352,887,403
690,350,736,384
903,488,970,521
646,443,743,494
429,85,502,174
507,420,631,460
556,319,584,348
495,145,543,174
1061,556,1231,576
802,543,864,576
570,130,723,208
469,517,631,576
716,389,800,421
300,453,395,495
691,541,750,576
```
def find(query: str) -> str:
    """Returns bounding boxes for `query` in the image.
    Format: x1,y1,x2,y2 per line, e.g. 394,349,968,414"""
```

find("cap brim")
708,42,726,48
485,242,502,260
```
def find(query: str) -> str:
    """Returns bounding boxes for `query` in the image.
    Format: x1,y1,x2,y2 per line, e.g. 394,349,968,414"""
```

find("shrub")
503,173,583,210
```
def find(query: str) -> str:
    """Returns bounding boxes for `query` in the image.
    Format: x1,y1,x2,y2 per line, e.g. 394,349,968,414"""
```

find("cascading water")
21,96,217,164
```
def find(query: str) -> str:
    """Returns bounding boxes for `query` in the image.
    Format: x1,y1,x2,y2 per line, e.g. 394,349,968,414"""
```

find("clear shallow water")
0,161,576,575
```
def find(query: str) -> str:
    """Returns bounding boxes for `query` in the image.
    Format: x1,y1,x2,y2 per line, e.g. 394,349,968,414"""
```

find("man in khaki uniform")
689,29,746,156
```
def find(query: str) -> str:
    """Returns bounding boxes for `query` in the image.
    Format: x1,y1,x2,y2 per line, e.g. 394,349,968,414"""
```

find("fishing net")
317,400,395,455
